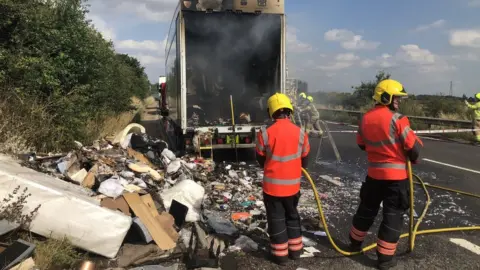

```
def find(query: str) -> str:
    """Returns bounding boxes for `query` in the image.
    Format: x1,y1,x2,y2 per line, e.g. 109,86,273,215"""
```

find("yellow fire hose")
301,160,480,256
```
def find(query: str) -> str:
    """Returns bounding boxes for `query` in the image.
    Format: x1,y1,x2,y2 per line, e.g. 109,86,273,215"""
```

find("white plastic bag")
161,180,205,222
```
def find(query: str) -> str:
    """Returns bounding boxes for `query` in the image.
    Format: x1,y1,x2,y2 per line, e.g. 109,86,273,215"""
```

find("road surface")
225,122,480,270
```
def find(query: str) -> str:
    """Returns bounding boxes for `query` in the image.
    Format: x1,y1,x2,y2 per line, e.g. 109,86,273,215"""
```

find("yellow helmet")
267,93,294,118
299,92,307,99
475,93,480,100
372,79,408,105
307,96,313,102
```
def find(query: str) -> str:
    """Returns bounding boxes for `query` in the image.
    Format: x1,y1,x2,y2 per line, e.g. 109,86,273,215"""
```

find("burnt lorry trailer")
159,0,287,154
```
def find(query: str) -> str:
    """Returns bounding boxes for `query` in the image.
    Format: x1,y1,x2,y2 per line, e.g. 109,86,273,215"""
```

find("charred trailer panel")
184,11,282,126
164,0,286,153
181,0,284,14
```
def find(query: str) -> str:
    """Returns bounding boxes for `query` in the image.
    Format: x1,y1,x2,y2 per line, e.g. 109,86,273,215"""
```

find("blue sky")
87,0,480,96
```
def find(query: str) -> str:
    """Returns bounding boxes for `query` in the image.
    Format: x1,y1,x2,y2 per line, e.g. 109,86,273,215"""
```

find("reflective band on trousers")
368,162,407,169
264,176,301,185
260,126,305,162
358,112,412,147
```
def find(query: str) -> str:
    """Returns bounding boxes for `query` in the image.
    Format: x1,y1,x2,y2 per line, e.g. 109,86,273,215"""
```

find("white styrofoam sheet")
0,155,132,258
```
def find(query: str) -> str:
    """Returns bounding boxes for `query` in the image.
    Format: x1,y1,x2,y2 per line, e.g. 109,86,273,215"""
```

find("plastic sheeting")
0,155,132,258
161,180,205,222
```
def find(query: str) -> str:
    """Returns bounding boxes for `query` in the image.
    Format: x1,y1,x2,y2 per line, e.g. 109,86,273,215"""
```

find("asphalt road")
226,122,480,270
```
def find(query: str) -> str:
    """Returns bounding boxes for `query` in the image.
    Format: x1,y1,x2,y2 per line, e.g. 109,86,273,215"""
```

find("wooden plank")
141,194,159,218
127,148,156,169
123,193,176,250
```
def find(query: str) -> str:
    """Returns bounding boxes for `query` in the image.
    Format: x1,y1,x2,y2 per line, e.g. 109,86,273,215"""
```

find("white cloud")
397,44,436,64
468,0,480,7
451,52,479,61
335,53,359,61
116,39,167,51
87,14,116,40
131,53,165,65
316,61,354,71
360,45,454,73
286,27,313,53
324,29,380,50
449,29,480,48
413,19,446,32
89,0,178,22
315,53,359,71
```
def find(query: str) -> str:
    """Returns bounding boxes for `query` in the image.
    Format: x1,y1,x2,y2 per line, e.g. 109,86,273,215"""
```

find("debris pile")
0,123,326,269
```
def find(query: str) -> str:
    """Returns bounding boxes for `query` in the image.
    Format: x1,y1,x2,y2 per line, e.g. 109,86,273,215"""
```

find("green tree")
0,0,151,152
343,71,391,109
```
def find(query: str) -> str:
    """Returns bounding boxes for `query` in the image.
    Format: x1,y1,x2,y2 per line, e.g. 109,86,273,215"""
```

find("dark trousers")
349,176,409,262
263,192,303,263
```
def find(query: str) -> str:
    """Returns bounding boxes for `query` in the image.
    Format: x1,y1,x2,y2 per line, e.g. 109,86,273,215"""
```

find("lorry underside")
183,11,282,152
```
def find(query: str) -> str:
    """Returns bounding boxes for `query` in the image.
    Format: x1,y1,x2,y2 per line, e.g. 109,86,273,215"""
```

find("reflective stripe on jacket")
256,119,310,197
356,106,421,180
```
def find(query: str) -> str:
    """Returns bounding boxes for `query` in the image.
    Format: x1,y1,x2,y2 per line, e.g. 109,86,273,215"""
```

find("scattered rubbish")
7,121,472,268
318,175,343,186
307,230,327,237
123,192,177,250
161,180,205,222
0,154,131,258
205,213,239,236
229,235,258,252
9,257,35,270
0,239,35,269
169,199,189,229
302,236,316,247
130,264,179,270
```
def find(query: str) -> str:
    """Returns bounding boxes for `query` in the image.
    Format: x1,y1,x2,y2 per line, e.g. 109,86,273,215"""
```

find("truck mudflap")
184,125,262,153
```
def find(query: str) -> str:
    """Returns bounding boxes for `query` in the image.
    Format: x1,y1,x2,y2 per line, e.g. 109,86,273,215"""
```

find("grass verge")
0,96,155,154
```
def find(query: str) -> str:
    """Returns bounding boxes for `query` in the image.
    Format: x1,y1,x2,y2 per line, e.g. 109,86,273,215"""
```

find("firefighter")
255,93,310,265
348,79,423,270
298,92,307,106
292,92,308,126
305,96,323,135
464,93,480,145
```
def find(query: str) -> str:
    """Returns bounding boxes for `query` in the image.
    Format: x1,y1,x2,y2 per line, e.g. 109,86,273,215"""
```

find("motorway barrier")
327,128,480,134
317,108,472,129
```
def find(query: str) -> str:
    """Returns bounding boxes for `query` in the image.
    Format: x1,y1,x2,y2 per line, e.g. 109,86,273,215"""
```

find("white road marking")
449,238,480,255
422,158,480,175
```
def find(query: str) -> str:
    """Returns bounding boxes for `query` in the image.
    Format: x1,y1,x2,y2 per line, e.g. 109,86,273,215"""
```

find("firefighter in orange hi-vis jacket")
348,79,423,270
255,93,310,265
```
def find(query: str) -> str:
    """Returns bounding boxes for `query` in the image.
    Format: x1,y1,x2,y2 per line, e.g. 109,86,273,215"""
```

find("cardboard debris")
10,257,35,270
128,162,162,181
101,197,131,216
82,164,98,188
141,194,159,217
123,193,177,250
127,148,156,169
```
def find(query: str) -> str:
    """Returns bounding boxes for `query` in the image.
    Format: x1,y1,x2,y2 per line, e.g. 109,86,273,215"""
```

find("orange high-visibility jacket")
357,106,422,180
256,119,310,197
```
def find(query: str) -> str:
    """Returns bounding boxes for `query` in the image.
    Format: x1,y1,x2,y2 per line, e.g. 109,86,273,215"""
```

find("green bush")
0,0,150,152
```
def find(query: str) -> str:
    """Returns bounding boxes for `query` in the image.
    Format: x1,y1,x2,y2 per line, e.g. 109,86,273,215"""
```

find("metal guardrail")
316,108,472,128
